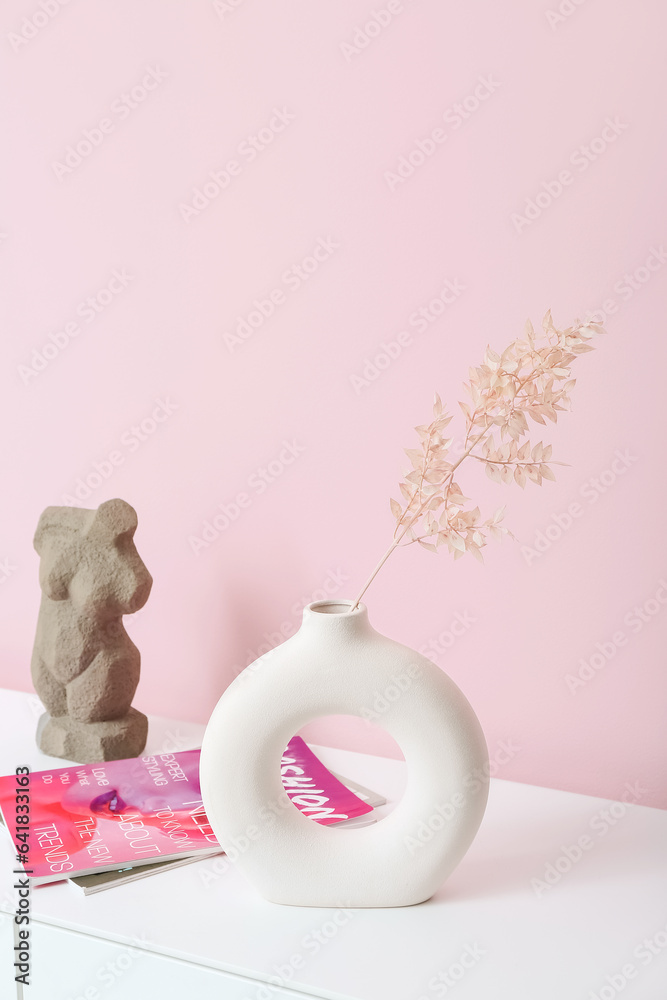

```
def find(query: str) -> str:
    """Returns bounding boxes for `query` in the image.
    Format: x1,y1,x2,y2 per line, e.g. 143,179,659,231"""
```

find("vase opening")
308,600,364,616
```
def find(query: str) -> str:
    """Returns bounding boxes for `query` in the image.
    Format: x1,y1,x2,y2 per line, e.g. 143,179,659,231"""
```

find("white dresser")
1,688,665,999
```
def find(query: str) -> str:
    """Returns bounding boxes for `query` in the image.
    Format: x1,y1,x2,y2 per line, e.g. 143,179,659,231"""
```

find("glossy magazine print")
0,737,372,884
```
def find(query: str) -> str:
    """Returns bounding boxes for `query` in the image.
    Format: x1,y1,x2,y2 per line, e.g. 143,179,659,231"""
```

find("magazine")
70,769,386,893
69,854,218,894
0,736,374,886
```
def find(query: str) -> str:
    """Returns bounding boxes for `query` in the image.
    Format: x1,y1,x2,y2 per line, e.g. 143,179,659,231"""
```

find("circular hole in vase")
282,714,405,830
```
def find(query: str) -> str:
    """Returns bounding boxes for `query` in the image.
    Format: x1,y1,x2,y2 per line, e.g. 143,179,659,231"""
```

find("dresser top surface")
1,687,665,1000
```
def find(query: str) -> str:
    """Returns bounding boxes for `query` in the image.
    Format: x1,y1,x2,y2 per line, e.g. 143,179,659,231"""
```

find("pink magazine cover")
0,737,372,885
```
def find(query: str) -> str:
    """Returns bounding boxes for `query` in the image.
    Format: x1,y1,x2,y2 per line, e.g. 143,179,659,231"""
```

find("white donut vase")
199,600,489,907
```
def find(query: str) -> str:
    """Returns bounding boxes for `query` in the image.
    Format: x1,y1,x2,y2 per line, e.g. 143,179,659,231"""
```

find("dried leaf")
451,534,466,553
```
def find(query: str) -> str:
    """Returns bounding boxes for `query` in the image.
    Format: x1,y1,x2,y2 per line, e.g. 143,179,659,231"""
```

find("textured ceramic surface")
200,600,489,907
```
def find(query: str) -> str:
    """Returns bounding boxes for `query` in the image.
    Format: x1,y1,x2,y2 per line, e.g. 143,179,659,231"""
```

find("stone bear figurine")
31,498,153,763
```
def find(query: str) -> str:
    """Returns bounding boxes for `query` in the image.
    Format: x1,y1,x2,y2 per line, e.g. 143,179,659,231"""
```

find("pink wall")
2,0,665,807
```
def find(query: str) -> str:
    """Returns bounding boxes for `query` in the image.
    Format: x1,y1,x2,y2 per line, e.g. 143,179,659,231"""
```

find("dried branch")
349,312,604,610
